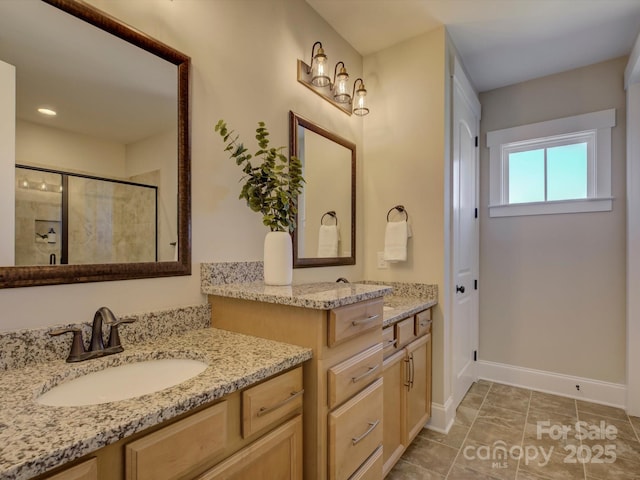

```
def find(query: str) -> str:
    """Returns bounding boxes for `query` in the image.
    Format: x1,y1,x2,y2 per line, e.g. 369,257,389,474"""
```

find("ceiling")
305,0,640,92
0,0,177,145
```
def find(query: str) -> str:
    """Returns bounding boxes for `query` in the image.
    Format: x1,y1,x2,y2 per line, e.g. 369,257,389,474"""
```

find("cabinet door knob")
456,285,465,294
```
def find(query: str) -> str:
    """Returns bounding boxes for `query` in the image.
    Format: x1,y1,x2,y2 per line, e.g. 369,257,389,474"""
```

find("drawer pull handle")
351,365,379,383
352,314,380,326
257,389,304,417
383,338,397,350
352,419,380,446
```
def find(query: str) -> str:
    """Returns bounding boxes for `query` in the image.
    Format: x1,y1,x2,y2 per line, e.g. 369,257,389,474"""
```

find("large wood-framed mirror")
0,0,191,288
289,111,355,268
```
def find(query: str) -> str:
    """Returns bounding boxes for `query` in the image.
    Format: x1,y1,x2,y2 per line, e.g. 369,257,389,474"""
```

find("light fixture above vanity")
297,41,370,116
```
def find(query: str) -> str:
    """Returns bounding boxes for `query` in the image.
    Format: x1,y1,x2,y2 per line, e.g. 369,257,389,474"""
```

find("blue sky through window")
547,143,587,200
509,149,544,203
508,142,587,204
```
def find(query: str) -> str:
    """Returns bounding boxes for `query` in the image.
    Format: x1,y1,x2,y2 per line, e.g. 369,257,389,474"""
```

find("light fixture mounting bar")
297,59,352,116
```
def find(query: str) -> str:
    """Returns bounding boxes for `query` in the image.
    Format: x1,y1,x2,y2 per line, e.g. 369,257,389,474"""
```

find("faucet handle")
107,318,135,349
49,327,86,363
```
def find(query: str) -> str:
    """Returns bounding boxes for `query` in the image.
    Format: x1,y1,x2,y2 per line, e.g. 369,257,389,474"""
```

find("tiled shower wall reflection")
15,168,157,265
14,169,62,266
68,176,156,264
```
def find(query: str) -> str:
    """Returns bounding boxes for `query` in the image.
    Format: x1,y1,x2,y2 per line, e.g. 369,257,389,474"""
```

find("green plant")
215,119,304,233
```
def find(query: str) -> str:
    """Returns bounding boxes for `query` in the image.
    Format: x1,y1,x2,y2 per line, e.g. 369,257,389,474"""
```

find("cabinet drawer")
126,401,227,480
348,446,383,480
328,298,383,347
396,317,416,349
381,326,397,357
415,309,432,337
44,458,97,480
242,367,303,438
328,378,383,480
328,343,383,409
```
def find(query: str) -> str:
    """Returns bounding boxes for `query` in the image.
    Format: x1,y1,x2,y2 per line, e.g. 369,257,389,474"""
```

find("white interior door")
451,61,480,409
0,60,16,266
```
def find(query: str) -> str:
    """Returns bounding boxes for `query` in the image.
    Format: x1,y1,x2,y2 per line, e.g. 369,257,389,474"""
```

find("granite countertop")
382,295,438,328
0,328,312,480
204,281,392,310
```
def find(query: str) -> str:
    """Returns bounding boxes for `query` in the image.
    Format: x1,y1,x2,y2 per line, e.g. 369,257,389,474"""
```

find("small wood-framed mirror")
0,0,191,288
289,111,355,268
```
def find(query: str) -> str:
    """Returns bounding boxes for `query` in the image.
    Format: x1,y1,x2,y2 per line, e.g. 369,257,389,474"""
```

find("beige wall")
0,60,15,265
363,27,448,402
479,57,627,384
299,129,352,258
16,120,126,178
0,0,364,331
127,130,177,262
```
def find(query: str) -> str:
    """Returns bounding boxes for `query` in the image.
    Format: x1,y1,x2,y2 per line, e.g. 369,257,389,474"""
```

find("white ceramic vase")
263,231,293,286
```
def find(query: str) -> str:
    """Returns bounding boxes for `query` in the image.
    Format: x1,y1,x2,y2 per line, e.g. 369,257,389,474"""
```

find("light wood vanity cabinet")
381,309,433,477
210,295,384,480
126,367,303,480
39,367,303,480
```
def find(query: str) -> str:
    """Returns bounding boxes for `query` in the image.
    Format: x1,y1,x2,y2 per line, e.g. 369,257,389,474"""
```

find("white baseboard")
426,396,456,433
477,360,627,410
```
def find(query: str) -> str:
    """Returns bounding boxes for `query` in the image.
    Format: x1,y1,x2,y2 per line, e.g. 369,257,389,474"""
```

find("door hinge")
473,350,477,362
474,208,478,219
474,279,478,290
475,136,478,148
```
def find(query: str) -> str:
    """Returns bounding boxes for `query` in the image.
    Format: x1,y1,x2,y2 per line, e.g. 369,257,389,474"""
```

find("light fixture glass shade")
353,83,369,116
333,67,351,103
311,47,330,87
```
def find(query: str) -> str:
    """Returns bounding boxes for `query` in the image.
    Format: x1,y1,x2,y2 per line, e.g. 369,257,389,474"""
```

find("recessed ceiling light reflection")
37,108,57,116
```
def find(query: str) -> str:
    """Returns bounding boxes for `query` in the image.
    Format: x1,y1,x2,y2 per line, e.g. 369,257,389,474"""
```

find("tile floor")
386,381,640,479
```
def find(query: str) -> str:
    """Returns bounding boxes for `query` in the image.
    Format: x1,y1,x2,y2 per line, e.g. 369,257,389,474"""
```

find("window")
487,109,615,217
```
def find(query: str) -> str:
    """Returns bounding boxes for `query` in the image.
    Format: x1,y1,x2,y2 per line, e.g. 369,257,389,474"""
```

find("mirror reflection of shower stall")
15,165,157,266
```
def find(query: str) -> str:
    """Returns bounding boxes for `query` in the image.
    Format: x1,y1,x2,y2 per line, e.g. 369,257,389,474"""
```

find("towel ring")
321,211,338,226
387,205,409,222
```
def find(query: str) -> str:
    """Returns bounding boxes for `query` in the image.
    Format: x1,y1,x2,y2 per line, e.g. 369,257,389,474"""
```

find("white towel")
317,225,339,257
383,221,408,262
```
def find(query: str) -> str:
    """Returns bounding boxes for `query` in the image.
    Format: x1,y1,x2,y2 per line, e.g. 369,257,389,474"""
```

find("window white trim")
487,109,615,217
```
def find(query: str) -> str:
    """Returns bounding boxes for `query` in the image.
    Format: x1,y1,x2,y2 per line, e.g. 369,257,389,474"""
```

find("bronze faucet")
50,307,135,363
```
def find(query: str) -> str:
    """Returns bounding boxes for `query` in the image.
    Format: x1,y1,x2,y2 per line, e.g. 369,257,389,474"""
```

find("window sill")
488,197,613,218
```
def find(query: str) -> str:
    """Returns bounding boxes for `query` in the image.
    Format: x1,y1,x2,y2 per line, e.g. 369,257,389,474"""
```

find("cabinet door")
126,401,228,480
382,350,406,477
404,333,432,444
197,415,302,480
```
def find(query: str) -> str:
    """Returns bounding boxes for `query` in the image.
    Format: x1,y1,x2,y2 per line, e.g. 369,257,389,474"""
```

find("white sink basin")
37,358,208,407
